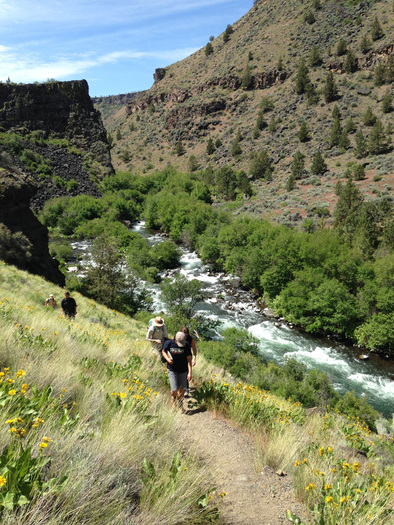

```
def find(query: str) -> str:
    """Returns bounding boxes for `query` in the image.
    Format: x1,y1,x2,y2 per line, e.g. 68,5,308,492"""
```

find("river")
68,221,394,418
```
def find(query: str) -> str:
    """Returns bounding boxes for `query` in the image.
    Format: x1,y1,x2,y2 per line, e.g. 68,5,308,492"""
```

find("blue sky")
0,0,252,97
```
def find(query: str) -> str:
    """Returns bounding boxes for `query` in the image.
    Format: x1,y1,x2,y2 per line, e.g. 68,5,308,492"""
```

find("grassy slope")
95,0,393,224
0,262,393,523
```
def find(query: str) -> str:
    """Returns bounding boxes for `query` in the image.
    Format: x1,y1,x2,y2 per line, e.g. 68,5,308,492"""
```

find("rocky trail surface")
179,399,308,525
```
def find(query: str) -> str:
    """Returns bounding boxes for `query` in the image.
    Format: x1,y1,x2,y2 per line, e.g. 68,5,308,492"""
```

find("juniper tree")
360,34,371,54
305,11,315,24
205,42,213,57
382,90,393,114
371,16,384,41
313,0,321,10
116,128,122,140
336,37,347,57
344,47,358,73
310,151,327,175
352,164,365,181
187,155,199,172
175,141,185,156
363,106,377,126
344,117,356,134
354,131,367,159
256,110,267,131
223,24,233,43
374,63,386,86
368,119,388,155
323,71,338,102
309,45,322,67
305,80,319,105
277,55,284,71
237,170,253,197
385,56,394,84
295,58,310,95
332,105,341,119
249,150,273,180
241,65,253,89
338,130,350,152
291,151,305,180
330,117,342,147
286,174,296,192
298,120,310,142
206,138,215,155
231,140,242,156
268,117,277,133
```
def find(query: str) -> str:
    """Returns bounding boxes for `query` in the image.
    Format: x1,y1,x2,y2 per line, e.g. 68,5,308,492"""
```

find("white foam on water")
249,322,300,348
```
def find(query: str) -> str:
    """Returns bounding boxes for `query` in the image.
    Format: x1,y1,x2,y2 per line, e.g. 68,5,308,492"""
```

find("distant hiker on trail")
61,291,77,320
181,326,197,397
146,316,168,355
162,331,192,413
45,293,57,309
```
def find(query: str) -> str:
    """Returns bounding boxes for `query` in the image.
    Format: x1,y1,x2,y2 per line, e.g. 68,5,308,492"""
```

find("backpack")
148,318,156,335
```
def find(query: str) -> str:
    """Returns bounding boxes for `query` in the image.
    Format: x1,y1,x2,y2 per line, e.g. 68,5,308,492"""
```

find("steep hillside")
94,0,393,224
0,262,393,524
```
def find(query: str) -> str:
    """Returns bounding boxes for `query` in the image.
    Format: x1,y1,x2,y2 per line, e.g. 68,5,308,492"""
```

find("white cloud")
0,46,199,84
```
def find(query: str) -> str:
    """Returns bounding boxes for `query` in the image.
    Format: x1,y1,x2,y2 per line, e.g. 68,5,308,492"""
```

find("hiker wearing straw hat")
45,294,57,309
146,316,169,355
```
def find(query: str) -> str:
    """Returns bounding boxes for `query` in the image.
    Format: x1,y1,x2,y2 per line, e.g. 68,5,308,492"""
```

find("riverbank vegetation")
39,166,393,357
0,262,393,524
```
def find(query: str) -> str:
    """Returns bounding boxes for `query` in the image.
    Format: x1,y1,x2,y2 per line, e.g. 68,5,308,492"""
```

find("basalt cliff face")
0,156,64,285
0,79,113,283
0,79,113,209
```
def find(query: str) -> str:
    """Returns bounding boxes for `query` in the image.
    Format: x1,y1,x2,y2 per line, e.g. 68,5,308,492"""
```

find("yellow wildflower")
326,496,333,503
39,442,48,449
0,475,6,487
16,369,26,377
8,389,16,396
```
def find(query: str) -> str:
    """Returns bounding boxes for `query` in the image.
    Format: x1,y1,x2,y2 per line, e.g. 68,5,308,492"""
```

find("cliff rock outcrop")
0,154,64,285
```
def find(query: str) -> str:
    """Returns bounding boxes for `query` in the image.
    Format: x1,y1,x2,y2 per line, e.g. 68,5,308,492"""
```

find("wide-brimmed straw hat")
153,317,164,327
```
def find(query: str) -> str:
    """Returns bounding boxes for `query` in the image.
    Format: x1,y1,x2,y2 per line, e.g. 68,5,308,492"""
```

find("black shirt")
162,339,191,373
61,297,77,314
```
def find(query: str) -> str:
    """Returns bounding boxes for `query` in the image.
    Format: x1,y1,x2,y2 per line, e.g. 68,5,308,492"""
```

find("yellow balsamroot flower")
16,369,26,377
8,389,17,396
324,484,332,490
0,475,6,487
326,496,333,503
39,442,48,449
294,460,301,467
305,483,316,491
118,392,127,399
353,462,360,473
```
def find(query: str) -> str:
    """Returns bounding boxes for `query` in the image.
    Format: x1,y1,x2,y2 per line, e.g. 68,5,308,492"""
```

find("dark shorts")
167,370,187,391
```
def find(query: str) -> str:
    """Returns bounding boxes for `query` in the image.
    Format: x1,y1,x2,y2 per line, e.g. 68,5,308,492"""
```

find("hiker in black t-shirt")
61,291,77,319
162,332,192,413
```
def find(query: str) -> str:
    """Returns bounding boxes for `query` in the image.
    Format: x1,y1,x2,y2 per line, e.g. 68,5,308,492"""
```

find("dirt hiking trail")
180,402,308,525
